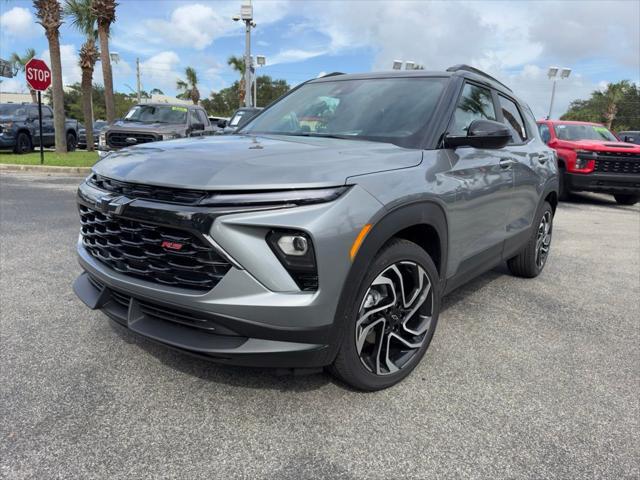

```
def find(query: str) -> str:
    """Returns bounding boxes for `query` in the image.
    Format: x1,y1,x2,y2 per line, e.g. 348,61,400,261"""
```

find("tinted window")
449,83,496,136
244,77,447,145
42,106,53,118
189,110,200,125
498,95,527,143
29,106,39,118
124,105,187,124
0,104,29,116
538,124,551,144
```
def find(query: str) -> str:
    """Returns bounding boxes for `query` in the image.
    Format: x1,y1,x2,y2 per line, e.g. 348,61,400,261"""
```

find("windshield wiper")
262,132,364,141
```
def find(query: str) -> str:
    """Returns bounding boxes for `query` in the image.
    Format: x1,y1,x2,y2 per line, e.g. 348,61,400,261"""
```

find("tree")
562,81,639,131
150,88,164,95
91,0,117,124
227,55,246,107
10,48,37,103
65,0,98,151
48,82,135,121
34,0,67,153
176,67,200,105
202,75,290,117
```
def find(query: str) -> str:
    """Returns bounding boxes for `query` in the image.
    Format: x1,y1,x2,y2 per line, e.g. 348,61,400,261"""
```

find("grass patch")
0,150,99,167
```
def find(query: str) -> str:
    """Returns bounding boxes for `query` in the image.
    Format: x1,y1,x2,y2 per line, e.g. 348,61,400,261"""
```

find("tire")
508,201,553,278
13,132,33,154
613,194,638,206
331,239,440,391
66,132,77,152
558,167,570,201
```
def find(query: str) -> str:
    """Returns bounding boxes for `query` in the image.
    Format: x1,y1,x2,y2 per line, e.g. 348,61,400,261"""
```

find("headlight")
199,186,349,207
575,149,598,158
162,133,180,140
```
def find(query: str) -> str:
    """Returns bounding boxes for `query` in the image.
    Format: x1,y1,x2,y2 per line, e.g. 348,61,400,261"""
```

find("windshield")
242,77,447,144
0,104,28,116
554,123,618,142
124,105,188,124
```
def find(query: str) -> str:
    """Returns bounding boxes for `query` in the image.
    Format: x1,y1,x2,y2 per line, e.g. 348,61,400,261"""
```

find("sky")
1,0,639,119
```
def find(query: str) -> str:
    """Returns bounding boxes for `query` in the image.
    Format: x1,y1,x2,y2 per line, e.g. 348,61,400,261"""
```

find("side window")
538,124,551,144
196,109,209,126
29,106,39,118
42,106,53,118
449,83,496,136
498,95,527,143
189,110,200,125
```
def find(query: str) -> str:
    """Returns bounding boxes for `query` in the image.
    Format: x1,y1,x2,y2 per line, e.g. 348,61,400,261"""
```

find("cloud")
40,44,82,86
269,49,329,66
0,78,27,94
139,51,182,92
0,7,39,38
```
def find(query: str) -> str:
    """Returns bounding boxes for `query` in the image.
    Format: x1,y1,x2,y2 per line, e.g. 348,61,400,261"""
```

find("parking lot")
1,172,638,479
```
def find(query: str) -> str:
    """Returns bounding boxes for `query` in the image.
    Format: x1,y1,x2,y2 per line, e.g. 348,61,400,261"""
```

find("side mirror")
624,135,635,143
191,122,204,131
445,119,511,149
217,119,227,128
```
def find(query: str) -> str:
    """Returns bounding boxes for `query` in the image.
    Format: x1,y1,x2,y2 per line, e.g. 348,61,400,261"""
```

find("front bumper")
73,179,383,367
0,134,16,149
566,172,640,195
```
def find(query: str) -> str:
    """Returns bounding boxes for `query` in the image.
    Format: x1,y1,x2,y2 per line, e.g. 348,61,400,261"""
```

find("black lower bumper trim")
566,172,640,195
73,272,331,368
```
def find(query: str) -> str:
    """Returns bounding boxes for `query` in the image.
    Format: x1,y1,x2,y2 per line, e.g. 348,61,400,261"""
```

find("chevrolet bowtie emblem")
95,195,132,215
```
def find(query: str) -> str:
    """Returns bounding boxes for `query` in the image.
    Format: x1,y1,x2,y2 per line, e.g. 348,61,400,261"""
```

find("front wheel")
331,239,440,391
613,194,638,206
508,201,553,278
13,132,33,154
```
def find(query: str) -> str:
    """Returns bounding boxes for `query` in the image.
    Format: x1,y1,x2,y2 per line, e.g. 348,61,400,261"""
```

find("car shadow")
562,192,639,210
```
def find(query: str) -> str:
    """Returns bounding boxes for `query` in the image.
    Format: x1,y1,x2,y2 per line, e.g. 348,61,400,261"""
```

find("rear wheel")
331,239,440,391
13,132,33,154
613,194,638,206
508,202,553,278
66,132,77,152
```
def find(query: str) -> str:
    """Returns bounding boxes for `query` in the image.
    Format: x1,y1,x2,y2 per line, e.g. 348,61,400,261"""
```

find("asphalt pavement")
1,173,638,479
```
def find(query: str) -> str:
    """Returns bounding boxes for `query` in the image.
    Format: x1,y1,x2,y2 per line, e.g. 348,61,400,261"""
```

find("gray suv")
74,65,558,390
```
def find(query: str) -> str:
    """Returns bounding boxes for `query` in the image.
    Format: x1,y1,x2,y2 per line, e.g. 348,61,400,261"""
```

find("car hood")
107,120,185,134
559,139,640,153
93,134,423,190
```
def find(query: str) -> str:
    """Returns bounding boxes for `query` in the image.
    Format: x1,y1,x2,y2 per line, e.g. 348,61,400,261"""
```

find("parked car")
98,103,215,155
208,116,229,132
222,107,262,134
78,120,107,149
0,103,80,153
73,65,558,390
538,120,640,205
617,131,640,145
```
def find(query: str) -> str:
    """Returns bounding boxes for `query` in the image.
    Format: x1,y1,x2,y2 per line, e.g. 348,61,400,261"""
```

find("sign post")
25,58,52,165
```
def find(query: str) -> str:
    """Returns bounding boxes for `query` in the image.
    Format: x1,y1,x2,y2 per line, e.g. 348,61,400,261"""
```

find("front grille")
79,205,232,291
107,131,158,148
593,151,640,174
88,174,208,205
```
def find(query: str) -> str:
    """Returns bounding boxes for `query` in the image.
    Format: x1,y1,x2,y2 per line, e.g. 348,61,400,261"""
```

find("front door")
445,82,514,279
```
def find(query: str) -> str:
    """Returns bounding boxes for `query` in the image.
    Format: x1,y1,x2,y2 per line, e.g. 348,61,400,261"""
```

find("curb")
0,164,91,176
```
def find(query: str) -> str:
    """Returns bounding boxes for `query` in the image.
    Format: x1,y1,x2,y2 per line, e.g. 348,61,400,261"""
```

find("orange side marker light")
350,224,372,261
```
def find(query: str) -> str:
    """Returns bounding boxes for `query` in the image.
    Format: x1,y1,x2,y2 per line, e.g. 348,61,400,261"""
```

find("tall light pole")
547,66,571,119
233,1,256,108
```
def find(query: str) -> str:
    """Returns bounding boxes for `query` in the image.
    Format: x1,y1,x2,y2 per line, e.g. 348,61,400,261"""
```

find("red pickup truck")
537,120,640,205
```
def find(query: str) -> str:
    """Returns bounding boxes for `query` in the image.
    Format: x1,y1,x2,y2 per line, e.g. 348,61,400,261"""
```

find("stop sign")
25,58,51,91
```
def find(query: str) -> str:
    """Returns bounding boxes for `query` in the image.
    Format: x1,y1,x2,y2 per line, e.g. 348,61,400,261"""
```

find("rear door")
496,95,549,247
41,106,55,146
446,82,514,276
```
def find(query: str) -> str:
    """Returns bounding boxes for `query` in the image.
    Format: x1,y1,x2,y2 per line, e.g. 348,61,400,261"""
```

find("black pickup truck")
0,103,80,153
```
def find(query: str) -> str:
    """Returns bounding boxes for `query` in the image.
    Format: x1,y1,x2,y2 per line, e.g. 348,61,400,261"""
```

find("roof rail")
446,64,512,92
321,72,345,78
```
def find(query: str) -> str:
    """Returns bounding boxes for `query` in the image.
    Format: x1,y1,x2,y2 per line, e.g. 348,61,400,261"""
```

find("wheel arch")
325,200,448,364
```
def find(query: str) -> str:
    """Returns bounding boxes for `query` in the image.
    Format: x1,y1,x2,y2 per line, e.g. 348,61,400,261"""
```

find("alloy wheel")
535,211,552,269
356,261,433,375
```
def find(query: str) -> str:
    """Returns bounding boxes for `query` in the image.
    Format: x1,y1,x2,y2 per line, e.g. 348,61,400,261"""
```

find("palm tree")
91,0,117,124
150,88,164,95
65,0,98,151
227,55,246,107
10,49,37,103
34,0,67,153
176,67,200,105
600,81,630,130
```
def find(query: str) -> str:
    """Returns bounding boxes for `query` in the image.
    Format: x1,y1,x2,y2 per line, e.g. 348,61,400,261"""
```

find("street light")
233,1,256,107
547,66,571,119
109,52,120,64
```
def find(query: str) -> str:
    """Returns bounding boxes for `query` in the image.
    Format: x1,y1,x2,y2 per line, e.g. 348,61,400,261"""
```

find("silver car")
74,65,558,390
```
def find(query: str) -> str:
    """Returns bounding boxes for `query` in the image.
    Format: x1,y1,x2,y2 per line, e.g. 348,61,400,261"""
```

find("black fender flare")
323,200,448,364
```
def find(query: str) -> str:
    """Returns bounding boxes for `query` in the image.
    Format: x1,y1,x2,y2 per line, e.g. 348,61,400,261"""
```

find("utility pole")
234,1,256,108
136,57,141,103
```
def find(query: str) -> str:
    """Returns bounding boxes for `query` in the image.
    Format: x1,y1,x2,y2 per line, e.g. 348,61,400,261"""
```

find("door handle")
499,158,515,169
537,155,549,164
